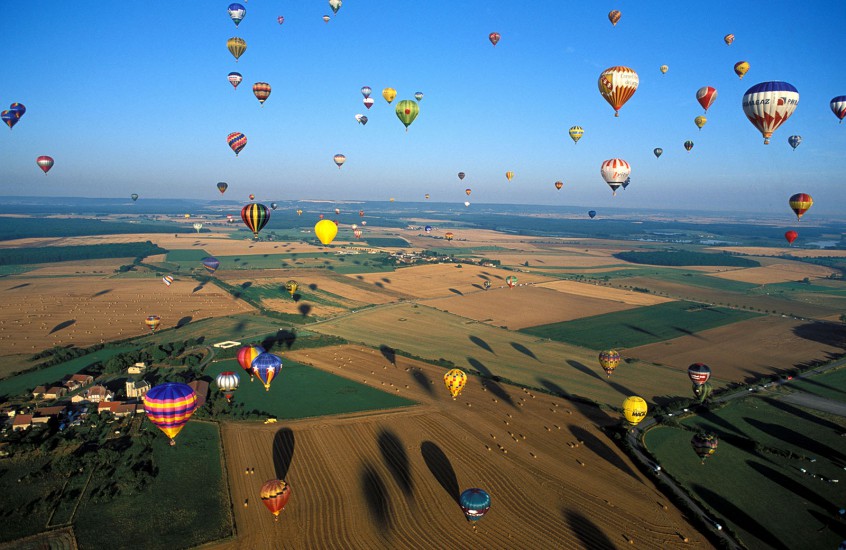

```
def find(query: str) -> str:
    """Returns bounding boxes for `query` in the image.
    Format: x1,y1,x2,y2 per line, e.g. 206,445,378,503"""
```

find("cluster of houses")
2,362,208,433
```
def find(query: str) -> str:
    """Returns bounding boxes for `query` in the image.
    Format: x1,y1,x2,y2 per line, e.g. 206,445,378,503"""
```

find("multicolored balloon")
363,97,374,110
600,158,630,196
395,100,419,131
253,82,271,105
724,33,735,46
36,156,54,174
608,10,621,26
260,479,291,520
788,135,802,151
217,181,228,194
660,65,668,75
687,363,711,386
227,132,247,156
459,488,491,523
355,114,368,125
252,352,282,391
201,257,220,274
322,15,330,23
691,432,719,463
788,193,813,220
414,92,424,102
143,383,198,445
227,37,247,61
1,110,18,129
742,81,799,144
228,3,246,27
734,61,749,79
622,396,647,426
249,194,255,201
162,275,174,286
145,315,161,332
333,154,346,169
215,371,240,402
315,219,338,245
696,86,718,112
554,181,563,190
599,350,621,377
241,203,270,237
506,275,517,289
569,126,584,144
444,369,467,399
489,32,500,46
830,96,846,123
444,232,454,241
237,345,265,380
598,66,638,116
505,171,514,182
361,86,372,98
684,140,694,151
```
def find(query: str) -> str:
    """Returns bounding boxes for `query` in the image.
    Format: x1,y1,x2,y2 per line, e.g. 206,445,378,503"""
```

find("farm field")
213,344,707,550
709,246,846,258
536,279,676,306
130,313,286,348
0,276,255,354
305,305,694,408
707,261,836,284
785,366,846,403
520,301,760,350
625,316,846,383
643,396,846,550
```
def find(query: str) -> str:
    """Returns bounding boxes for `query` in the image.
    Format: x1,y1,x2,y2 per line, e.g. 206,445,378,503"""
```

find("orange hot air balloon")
598,66,639,117
608,10,621,26
252,82,271,105
260,479,291,521
489,32,500,46
444,232,454,241
554,181,563,190
788,193,813,221
465,188,471,196
505,171,514,182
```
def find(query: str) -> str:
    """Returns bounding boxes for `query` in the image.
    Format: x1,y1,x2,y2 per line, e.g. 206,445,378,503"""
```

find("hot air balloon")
830,96,846,123
201,257,220,274
217,182,228,194
36,156,54,174
252,352,282,391
696,86,718,113
333,154,346,169
143,383,198,445
361,86,372,98
131,194,139,201
227,37,247,62
653,148,663,158
228,3,246,27
145,315,161,332
329,0,342,15
489,32,500,46
359,210,365,217
742,81,799,144
395,100,419,131
334,208,341,215
608,10,621,26
215,371,240,402
226,215,234,224
693,381,713,403
788,193,813,220
506,275,517,289
278,16,284,25
424,225,432,233
319,214,324,219
484,280,491,290
228,132,247,156
694,116,707,130
459,488,491,525
457,172,465,180
322,15,330,23
9,103,25,118
684,140,694,151
600,158,630,196
660,65,668,75
1,110,18,129
598,66,639,117
271,203,278,210
315,219,338,245
724,33,735,45
788,135,802,150
193,222,203,233
241,203,270,237
444,232,454,241
691,432,719,463
588,210,596,219
554,181,563,190
622,396,647,426
237,345,264,380
687,363,711,387
227,72,242,90
355,114,368,125
599,350,621,377
260,479,291,520
414,92,424,102
784,230,798,244
505,171,514,182
464,201,470,208
424,194,430,199
734,61,749,79
465,188,472,196
353,228,362,239
162,275,174,286
382,87,396,103
444,369,467,399
249,194,255,201
184,214,190,218
363,97,374,109
253,82,271,105
296,209,303,216
351,223,357,230
569,126,584,144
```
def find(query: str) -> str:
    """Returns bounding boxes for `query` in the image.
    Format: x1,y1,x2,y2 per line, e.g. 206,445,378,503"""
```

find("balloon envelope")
784,230,798,244
228,72,242,89
505,171,514,181
608,10,621,26
215,371,240,400
742,81,799,144
459,488,491,521
260,479,291,519
588,210,596,219
315,219,338,245
684,140,694,151
734,60,750,79
687,363,711,386
227,37,247,61
569,126,584,144
36,156,54,174
598,66,638,116
217,182,228,194
724,33,735,45
145,315,161,332
788,135,802,150
285,280,298,296
653,148,663,158
395,100,419,130
696,86,718,112
237,345,265,376
691,432,719,462
131,194,139,201
489,32,500,46
162,275,174,286
361,86,372,98
241,203,270,237
444,369,467,399
554,181,563,190
252,352,282,391
228,3,246,27
253,82,271,105
227,132,247,156
333,154,346,168
143,383,198,443
414,92,424,101
599,350,621,377
788,193,813,220
831,96,846,122
382,87,396,103
600,159,631,195
202,257,220,274
622,396,647,426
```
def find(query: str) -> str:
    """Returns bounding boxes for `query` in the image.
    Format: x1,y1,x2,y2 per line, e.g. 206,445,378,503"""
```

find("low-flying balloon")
742,81,799,144
424,225,432,233
599,350,621,377
215,371,240,402
830,96,846,123
260,479,291,520
608,10,621,26
622,396,647,426
227,132,247,156
227,37,247,62
554,181,563,190
687,363,711,386
489,32,500,46
241,203,270,237
395,100,419,131
696,86,718,112
724,33,735,45
569,126,584,144
382,87,396,103
784,230,798,244
36,156,54,174
252,352,282,391
253,82,271,105
694,116,707,130
143,383,198,445
162,275,174,286
465,188,472,196
734,61,749,79
788,135,802,150
353,228,362,239
359,210,364,217
193,222,203,233
691,432,719,463
600,158,631,196
444,369,467,399
684,140,694,151
459,488,491,524
217,182,228,194
249,194,255,201
444,232,454,241
237,345,264,380
334,208,341,215
228,3,246,27
315,219,338,245
464,201,470,207
788,193,813,220
598,66,639,117
145,315,161,332
653,148,663,158
506,275,517,289
202,256,220,274
296,209,303,216
588,210,596,219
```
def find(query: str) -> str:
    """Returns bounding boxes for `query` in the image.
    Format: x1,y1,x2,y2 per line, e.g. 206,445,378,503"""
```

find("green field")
361,237,408,247
644,397,846,550
0,454,66,542
74,421,230,550
206,358,415,419
750,281,846,297
0,347,136,399
0,265,35,276
566,268,759,293
429,246,508,255
165,249,211,263
785,366,846,403
520,301,760,349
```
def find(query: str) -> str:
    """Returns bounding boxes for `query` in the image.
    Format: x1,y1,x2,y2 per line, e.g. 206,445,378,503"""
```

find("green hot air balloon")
395,100,419,132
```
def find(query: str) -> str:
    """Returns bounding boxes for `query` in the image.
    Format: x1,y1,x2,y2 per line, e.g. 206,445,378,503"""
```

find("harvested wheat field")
214,344,708,550
537,280,676,307
707,246,846,259
0,277,253,355
707,261,837,284
625,316,845,382
424,286,646,329
223,271,402,307
308,303,694,408
353,264,553,300
15,258,135,276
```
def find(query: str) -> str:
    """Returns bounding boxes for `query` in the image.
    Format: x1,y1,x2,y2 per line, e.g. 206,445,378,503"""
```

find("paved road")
779,391,846,417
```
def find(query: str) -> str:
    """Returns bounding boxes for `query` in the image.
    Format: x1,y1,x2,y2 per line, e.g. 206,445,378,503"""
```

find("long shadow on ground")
421,441,459,505
409,369,434,395
467,357,515,408
272,428,295,480
566,360,604,382
745,417,846,463
377,429,413,497
360,460,391,531
510,342,538,361
762,397,844,433
569,425,640,482
746,460,835,512
469,335,494,354
49,320,75,334
691,483,789,550
563,508,616,550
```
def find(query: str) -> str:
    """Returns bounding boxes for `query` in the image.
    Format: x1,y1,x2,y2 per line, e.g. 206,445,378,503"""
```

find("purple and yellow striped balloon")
143,383,198,444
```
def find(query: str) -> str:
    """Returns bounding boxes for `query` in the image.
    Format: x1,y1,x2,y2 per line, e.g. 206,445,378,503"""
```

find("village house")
11,414,32,431
126,379,150,399
43,387,67,400
128,362,147,375
84,385,113,403
187,380,209,408
68,373,94,386
98,401,137,418
34,405,67,419
32,386,47,398
62,379,82,392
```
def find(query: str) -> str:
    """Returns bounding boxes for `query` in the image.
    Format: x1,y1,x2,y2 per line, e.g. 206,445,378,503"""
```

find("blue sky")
3,1,845,216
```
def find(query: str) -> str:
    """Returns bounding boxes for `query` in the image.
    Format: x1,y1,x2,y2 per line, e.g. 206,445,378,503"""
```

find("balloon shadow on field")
762,397,844,433
379,344,396,366
240,282,252,290
272,427,295,480
261,329,297,352
360,460,391,531
566,359,604,381
297,304,312,317
467,357,515,408
606,379,637,398
448,288,463,296
92,289,112,297
808,509,846,539
744,417,846,463
377,429,413,497
538,377,613,424
176,316,192,329
622,323,660,339
691,483,789,550
410,369,434,395
471,284,484,290
696,407,747,438
6,283,30,290
792,321,846,348
49,320,75,334
563,508,616,550
671,325,706,340
510,342,538,361
745,460,834,512
421,441,459,505
469,335,494,354
192,283,205,293
569,425,640,482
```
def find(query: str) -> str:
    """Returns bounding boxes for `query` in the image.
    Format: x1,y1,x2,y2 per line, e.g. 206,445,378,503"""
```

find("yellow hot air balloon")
382,87,397,103
443,369,467,399
296,209,303,216
622,396,648,426
505,171,514,182
314,219,338,245
734,61,750,79
568,126,584,144
695,115,707,130
285,280,298,296
227,37,247,62
659,65,668,75
598,66,639,117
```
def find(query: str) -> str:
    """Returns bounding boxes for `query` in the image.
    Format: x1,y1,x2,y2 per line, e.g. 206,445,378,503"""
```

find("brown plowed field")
0,277,253,355
214,345,709,550
625,316,845,382
707,262,836,284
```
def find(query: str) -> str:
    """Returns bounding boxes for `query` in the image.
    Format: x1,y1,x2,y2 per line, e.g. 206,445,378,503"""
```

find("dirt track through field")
214,345,710,550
